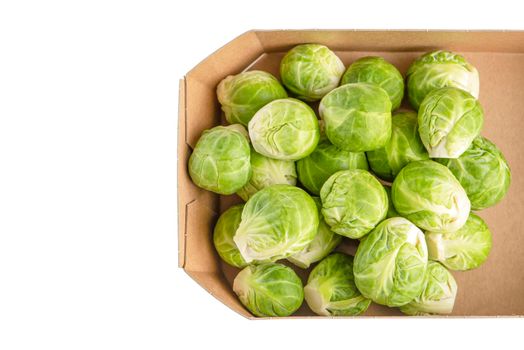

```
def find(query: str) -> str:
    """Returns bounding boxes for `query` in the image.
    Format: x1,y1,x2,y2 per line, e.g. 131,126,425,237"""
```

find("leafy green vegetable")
407,50,479,110
437,136,511,210
304,253,371,316
367,111,429,181
341,56,404,110
213,204,247,268
320,169,388,239
217,70,288,126
189,124,251,194
234,185,318,262
248,98,320,160
233,263,304,317
280,44,345,101
319,83,392,152
297,137,368,195
426,213,492,271
392,160,470,232
400,261,457,315
237,149,297,201
418,87,484,158
354,217,428,307
288,197,342,269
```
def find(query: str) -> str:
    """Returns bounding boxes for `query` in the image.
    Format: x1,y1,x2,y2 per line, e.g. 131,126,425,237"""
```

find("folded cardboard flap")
178,30,524,317
178,79,186,268
185,270,252,318
253,30,524,53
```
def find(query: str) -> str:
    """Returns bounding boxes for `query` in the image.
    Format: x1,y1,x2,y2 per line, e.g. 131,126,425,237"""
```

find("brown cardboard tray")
178,30,524,318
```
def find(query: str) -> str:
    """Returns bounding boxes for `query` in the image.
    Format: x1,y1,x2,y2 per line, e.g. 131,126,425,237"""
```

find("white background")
0,1,523,349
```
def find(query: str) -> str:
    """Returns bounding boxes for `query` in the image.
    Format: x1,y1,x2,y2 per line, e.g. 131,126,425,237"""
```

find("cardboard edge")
178,78,187,268
186,30,259,82
184,269,254,319
252,29,524,53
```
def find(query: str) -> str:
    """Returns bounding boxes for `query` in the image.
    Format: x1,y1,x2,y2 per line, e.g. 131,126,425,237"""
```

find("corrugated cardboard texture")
178,30,524,317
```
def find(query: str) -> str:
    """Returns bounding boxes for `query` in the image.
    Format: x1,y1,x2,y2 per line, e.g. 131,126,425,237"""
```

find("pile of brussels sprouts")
188,44,511,317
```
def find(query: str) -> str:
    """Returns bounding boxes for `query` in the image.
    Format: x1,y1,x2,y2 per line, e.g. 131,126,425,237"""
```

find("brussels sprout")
188,124,251,195
319,83,392,152
392,160,470,232
233,263,304,317
234,185,318,263
437,136,511,210
400,261,457,316
406,50,480,110
418,87,484,158
320,169,388,239
288,198,342,269
425,213,492,271
304,253,371,316
217,70,288,126
237,149,297,201
280,44,345,101
213,204,247,268
384,186,399,218
354,217,428,307
367,111,429,181
296,137,368,195
248,98,320,160
341,56,404,110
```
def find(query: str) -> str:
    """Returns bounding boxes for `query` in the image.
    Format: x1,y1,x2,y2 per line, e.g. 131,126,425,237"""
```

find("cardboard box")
178,30,524,318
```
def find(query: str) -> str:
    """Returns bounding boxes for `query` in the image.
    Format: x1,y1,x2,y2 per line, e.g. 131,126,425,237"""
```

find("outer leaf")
287,198,342,269
367,111,429,181
400,261,457,315
233,263,304,317
217,70,288,125
406,50,479,110
354,217,428,307
437,136,511,210
304,253,371,316
392,160,470,232
280,44,345,101
425,213,492,271
341,56,404,110
234,185,318,262
320,169,388,239
418,87,484,158
319,83,392,152
188,124,251,194
248,98,320,160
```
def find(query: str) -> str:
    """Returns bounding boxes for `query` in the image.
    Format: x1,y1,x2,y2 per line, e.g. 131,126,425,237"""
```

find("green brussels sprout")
425,213,492,271
354,217,428,307
304,253,371,316
237,149,297,201
400,261,457,316
366,111,429,181
436,136,511,210
406,50,479,110
234,185,318,263
217,70,288,126
418,87,484,158
188,124,251,194
233,263,304,317
320,169,388,239
288,198,342,269
213,204,247,268
319,83,392,152
392,160,470,232
280,44,345,101
248,98,320,160
296,137,368,195
341,56,404,110
384,185,399,218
